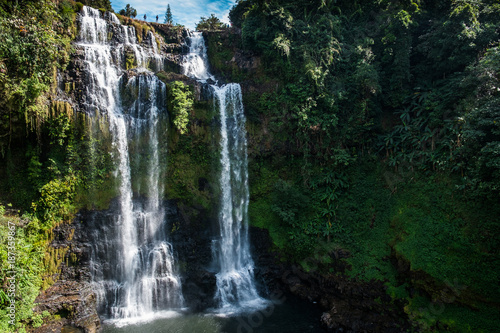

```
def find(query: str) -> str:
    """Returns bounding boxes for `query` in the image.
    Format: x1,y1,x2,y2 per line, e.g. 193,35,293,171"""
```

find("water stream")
78,6,183,324
182,32,264,312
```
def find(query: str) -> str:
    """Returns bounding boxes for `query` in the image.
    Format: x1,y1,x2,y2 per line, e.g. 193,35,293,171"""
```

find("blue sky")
111,0,236,30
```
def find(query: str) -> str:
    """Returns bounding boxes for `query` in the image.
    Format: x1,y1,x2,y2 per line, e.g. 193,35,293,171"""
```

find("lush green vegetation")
0,106,115,330
0,0,74,155
225,0,500,331
0,207,49,332
168,81,194,135
118,4,137,18
229,0,500,181
0,1,115,331
196,14,226,31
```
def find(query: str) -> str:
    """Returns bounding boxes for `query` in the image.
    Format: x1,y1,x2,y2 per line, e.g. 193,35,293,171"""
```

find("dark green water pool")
101,294,327,333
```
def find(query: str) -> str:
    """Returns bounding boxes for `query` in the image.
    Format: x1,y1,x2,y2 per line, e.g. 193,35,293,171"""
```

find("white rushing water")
182,32,265,312
78,6,183,323
181,32,213,81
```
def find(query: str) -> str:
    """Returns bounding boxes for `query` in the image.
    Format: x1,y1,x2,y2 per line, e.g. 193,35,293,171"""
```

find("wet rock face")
155,71,212,102
230,50,261,70
168,199,218,311
55,47,85,112
33,219,99,333
249,226,283,297
286,267,410,332
34,281,100,333
150,22,188,46
70,198,218,319
56,19,189,115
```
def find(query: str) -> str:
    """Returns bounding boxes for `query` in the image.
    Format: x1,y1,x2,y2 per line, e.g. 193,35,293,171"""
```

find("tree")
164,4,173,24
196,14,225,31
118,4,137,18
461,45,500,195
229,0,252,28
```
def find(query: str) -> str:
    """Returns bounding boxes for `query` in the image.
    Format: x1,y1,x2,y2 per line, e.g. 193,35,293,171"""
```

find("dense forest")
0,0,499,332
221,0,500,331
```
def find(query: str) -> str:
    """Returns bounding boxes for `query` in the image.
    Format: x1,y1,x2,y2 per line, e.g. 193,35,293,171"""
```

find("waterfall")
181,32,212,81
212,83,262,310
182,32,264,311
77,6,183,323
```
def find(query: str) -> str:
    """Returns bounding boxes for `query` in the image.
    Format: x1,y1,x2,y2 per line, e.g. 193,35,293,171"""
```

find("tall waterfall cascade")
182,32,265,311
78,6,183,323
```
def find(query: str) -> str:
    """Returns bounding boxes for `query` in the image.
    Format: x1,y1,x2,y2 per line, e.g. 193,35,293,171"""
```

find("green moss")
407,294,500,332
193,101,214,122
115,13,126,25
125,51,136,70
166,153,210,208
156,38,161,52
75,176,118,210
156,71,170,82
165,119,217,208
75,2,84,12
249,198,287,250
161,79,221,209
42,246,69,289
248,159,297,252
312,162,397,283
64,82,75,94
390,177,499,302
205,32,248,82
131,21,151,44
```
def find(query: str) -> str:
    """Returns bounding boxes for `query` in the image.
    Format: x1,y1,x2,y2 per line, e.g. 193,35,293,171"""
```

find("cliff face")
58,17,188,116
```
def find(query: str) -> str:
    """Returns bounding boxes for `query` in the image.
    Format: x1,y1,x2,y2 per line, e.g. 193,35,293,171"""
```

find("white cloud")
221,9,230,24
112,0,236,29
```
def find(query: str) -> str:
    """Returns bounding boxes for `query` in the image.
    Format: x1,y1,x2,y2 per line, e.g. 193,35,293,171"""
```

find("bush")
168,81,193,135
0,213,44,331
75,2,84,12
0,1,72,152
229,0,252,28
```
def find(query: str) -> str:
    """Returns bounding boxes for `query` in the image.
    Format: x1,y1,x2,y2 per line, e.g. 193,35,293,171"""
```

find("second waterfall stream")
182,32,265,312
